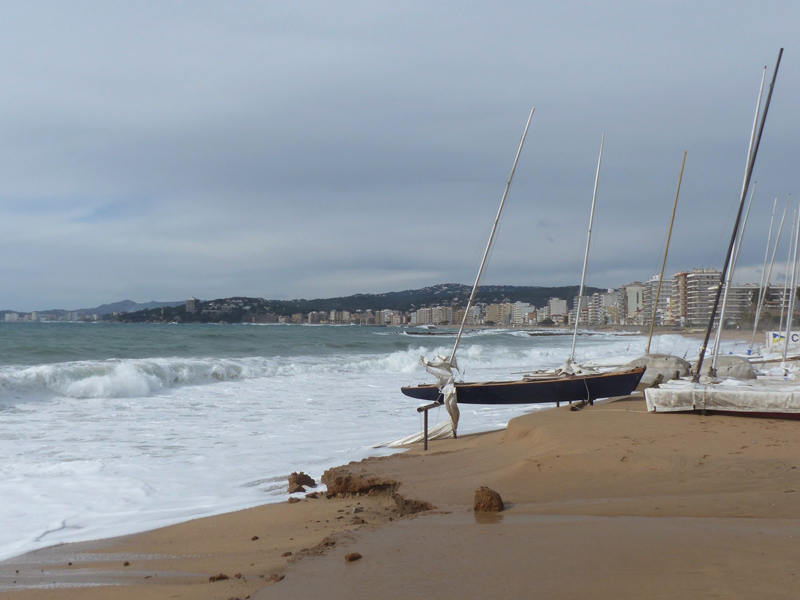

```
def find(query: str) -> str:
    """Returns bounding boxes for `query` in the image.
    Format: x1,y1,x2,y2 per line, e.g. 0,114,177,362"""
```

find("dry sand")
3,388,800,599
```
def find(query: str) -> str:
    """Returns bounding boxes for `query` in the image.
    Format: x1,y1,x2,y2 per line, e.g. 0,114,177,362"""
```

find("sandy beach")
3,381,800,599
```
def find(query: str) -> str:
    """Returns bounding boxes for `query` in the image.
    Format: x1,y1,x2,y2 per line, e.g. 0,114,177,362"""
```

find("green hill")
112,283,605,323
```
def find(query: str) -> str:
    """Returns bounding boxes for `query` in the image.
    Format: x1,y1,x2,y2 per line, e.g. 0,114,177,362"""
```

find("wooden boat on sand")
401,366,645,405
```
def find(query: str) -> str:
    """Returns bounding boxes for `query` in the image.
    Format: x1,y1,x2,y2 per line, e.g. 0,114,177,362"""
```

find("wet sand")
3,389,800,599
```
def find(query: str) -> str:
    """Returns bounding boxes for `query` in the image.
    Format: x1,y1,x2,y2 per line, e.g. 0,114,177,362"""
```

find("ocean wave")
0,333,715,401
0,350,432,400
0,358,257,400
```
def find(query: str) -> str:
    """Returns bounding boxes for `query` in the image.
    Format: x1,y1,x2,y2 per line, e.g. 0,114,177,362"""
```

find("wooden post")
423,409,428,451
417,400,444,452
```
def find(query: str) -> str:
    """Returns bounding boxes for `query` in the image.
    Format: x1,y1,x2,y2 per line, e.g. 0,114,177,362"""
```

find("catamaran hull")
400,367,646,405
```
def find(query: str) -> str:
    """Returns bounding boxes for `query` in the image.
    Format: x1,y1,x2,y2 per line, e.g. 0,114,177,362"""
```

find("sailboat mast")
732,183,756,269
709,66,765,367
750,197,780,349
780,209,797,334
711,182,756,369
570,133,605,361
450,107,535,363
782,208,800,365
645,151,687,355
693,50,782,382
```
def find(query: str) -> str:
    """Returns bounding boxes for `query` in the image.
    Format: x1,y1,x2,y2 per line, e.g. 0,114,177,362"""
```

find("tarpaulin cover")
645,378,800,414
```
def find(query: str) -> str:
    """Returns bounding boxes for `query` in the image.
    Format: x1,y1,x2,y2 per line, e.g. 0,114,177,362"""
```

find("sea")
0,322,748,562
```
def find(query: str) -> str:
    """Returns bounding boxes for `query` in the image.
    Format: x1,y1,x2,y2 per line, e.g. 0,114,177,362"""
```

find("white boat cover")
692,355,757,380
554,357,600,376
645,378,800,414
418,354,460,433
376,354,460,447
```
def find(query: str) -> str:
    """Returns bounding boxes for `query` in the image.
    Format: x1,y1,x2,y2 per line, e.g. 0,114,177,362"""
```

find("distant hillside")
274,283,605,313
79,300,186,316
112,283,606,323
4,286,609,321
202,283,604,315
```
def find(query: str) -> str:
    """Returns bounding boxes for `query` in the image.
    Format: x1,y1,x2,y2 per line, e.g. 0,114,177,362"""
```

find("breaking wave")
0,351,436,400
0,332,709,401
0,358,262,400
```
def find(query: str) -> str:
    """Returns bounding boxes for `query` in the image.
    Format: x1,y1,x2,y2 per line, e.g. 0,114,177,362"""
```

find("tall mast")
693,50,782,382
570,133,605,361
780,209,797,334
449,108,535,364
711,182,756,367
782,207,800,366
645,151,687,355
709,65,764,367
732,183,756,269
750,196,785,350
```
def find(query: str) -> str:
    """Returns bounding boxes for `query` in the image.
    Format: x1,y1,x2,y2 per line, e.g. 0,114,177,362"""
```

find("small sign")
767,331,800,345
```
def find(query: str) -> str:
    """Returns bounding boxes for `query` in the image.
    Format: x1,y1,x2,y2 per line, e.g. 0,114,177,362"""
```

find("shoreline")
4,380,800,598
6,331,794,599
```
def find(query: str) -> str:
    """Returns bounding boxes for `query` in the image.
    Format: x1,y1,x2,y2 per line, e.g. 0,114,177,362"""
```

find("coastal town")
5,266,787,329
4,3,799,599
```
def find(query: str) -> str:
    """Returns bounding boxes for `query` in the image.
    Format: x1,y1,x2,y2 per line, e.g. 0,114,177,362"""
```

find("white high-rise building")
512,302,532,326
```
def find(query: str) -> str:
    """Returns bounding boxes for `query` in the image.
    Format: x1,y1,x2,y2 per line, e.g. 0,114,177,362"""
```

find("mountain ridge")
3,283,606,317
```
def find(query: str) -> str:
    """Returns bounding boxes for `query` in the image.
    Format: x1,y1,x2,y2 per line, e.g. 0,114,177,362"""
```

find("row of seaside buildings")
449,268,764,328
257,268,783,328
426,268,776,328
9,266,781,326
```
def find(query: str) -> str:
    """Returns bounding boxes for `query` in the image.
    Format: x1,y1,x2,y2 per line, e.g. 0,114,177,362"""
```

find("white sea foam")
0,358,257,400
0,331,739,563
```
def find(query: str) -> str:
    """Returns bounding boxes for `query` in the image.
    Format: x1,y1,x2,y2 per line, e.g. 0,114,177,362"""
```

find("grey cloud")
1,1,799,310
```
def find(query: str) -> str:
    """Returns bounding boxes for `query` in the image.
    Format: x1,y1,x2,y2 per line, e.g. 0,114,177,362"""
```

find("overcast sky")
1,1,799,311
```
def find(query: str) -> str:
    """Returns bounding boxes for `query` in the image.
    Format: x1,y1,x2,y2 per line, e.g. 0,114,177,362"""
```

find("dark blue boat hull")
400,367,646,405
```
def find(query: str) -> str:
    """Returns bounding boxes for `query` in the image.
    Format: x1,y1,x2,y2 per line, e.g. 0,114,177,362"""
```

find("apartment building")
685,268,721,327
485,303,509,325
721,284,758,327
618,282,645,325
186,297,199,313
642,275,673,326
547,298,568,324
668,271,689,327
512,302,532,326
586,289,618,325
431,306,453,325
568,295,590,326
